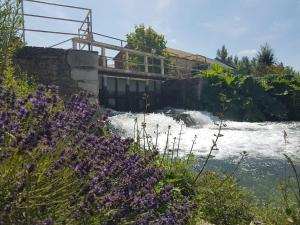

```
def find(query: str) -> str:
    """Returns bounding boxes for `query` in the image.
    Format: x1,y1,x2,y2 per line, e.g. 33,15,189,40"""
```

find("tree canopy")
126,24,167,56
216,45,228,62
256,43,276,66
0,0,23,74
215,43,299,77
126,24,171,74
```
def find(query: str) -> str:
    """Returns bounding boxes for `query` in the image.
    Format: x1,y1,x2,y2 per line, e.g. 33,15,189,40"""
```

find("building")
166,47,235,78
114,46,235,78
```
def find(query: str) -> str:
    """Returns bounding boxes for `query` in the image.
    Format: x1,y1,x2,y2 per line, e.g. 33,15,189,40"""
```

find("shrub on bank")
198,65,300,121
0,79,195,224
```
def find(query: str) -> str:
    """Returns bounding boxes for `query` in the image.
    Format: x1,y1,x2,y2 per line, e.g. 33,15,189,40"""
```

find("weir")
17,0,207,111
14,46,206,112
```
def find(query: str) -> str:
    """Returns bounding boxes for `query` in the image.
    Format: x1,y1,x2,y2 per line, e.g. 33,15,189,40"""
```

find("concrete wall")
161,78,208,110
14,46,208,112
99,75,162,112
14,47,99,101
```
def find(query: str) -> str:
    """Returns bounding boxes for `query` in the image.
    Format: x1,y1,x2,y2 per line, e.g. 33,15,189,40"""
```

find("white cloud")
238,49,257,58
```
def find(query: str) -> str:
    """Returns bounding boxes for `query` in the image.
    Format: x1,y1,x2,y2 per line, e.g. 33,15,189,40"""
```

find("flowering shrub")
0,78,194,225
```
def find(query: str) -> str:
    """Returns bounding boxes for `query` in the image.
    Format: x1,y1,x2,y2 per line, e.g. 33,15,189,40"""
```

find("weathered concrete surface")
14,47,99,101
14,47,78,98
14,46,208,112
161,78,208,110
67,50,99,101
99,75,163,112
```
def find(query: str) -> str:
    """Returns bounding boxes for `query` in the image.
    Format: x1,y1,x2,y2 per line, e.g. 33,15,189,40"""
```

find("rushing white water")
109,110,300,160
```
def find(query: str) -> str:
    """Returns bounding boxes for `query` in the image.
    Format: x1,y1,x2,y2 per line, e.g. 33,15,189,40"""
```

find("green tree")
126,24,170,74
216,45,229,62
0,0,23,75
257,43,275,66
233,56,239,67
237,56,252,75
127,24,167,55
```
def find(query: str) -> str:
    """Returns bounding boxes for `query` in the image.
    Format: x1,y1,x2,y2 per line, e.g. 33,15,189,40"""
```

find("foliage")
126,24,172,74
3,66,35,97
215,43,300,77
127,24,167,56
216,45,229,63
195,172,253,225
256,43,276,66
0,0,23,75
198,64,300,121
0,81,195,224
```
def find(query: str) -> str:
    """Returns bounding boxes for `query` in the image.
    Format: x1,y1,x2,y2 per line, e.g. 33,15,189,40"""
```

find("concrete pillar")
72,39,77,50
101,47,106,67
145,80,149,93
144,56,149,73
67,50,99,102
115,78,119,109
161,59,165,75
125,52,129,71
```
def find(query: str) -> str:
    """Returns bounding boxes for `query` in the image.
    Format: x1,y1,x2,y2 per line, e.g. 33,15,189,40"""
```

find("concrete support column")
126,78,130,111
145,80,149,93
125,52,129,71
72,39,78,50
161,59,165,75
102,75,108,106
101,47,106,67
144,56,148,73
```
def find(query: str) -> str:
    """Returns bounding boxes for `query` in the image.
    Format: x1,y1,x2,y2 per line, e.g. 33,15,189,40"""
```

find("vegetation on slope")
198,65,300,121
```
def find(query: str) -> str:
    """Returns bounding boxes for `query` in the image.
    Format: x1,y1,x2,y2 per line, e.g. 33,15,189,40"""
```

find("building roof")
114,46,235,70
167,47,207,62
166,47,235,70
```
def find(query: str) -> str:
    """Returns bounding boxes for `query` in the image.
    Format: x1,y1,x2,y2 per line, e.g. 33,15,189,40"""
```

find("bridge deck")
98,66,174,80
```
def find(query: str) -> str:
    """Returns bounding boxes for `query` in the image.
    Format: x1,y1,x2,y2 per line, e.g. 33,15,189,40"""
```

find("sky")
23,0,300,71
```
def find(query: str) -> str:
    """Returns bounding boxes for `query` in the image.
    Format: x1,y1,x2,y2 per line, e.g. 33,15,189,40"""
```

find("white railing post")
125,51,129,71
144,56,148,73
72,39,77,50
101,47,106,67
161,59,165,75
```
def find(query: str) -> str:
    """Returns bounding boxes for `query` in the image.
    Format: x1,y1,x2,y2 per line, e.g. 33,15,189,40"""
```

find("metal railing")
20,0,205,78
20,0,92,47
72,37,204,78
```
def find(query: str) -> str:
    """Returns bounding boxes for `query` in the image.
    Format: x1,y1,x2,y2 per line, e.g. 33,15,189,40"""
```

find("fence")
20,0,204,78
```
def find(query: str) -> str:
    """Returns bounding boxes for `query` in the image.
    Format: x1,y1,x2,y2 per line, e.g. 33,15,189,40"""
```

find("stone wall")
14,47,99,100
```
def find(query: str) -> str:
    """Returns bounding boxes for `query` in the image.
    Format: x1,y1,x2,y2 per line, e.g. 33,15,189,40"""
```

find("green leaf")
285,208,292,216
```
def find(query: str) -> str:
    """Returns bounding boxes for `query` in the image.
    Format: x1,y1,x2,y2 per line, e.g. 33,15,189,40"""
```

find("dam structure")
16,0,209,111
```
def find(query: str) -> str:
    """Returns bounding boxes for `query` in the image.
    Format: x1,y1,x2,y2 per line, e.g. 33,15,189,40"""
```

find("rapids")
109,110,300,160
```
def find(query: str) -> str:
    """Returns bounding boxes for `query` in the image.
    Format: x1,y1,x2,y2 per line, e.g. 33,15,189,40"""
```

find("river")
109,109,300,197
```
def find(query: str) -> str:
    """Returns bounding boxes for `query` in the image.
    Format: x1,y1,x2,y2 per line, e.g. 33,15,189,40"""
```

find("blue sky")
23,0,300,70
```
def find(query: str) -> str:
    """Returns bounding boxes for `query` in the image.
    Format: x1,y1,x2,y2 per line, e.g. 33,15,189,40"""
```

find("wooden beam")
72,37,165,59
98,67,173,81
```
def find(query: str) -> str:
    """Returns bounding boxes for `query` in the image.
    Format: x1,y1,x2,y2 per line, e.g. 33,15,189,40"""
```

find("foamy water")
109,110,300,160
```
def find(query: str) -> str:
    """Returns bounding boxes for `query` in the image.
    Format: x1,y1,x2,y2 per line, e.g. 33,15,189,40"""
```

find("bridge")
17,0,206,111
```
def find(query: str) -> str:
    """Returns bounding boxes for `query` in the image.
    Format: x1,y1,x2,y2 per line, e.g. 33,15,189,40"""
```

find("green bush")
194,172,253,225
